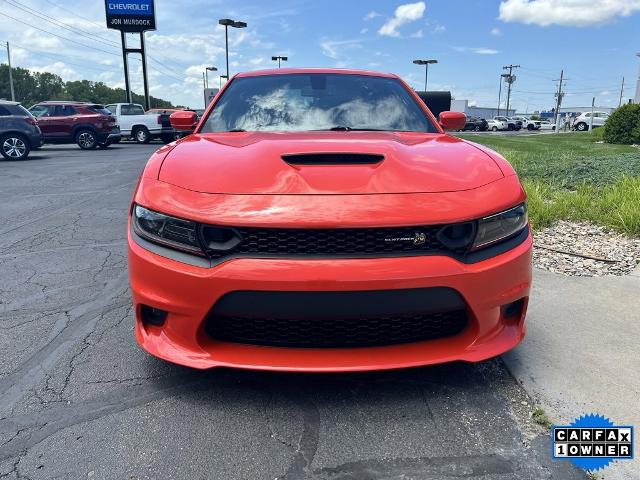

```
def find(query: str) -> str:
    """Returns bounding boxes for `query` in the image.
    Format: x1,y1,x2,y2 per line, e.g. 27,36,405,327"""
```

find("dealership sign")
105,1,156,32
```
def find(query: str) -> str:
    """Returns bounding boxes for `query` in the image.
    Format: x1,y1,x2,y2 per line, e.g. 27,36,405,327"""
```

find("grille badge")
384,232,427,246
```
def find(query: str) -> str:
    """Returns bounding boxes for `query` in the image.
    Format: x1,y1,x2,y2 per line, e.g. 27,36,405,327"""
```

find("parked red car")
128,68,532,372
29,101,121,149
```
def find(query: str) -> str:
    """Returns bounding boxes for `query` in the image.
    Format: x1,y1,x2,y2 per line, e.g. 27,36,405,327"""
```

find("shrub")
603,103,640,144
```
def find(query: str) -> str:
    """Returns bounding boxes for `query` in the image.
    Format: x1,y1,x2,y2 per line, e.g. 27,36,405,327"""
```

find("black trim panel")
212,287,466,320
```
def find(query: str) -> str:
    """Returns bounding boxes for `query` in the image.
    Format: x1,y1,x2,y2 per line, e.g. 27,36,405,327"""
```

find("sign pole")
106,0,155,108
120,31,132,103
140,32,150,110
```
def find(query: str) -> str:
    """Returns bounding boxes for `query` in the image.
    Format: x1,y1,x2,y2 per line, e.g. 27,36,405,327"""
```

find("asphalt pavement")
0,144,587,479
504,269,640,480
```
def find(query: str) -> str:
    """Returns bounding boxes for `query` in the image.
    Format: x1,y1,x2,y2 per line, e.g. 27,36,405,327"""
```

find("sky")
1,0,640,112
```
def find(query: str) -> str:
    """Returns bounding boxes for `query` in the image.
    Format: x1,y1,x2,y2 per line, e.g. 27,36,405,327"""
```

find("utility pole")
619,76,625,107
497,74,502,116
635,53,640,104
502,64,520,115
590,97,595,131
553,69,565,134
497,73,510,116
5,41,15,101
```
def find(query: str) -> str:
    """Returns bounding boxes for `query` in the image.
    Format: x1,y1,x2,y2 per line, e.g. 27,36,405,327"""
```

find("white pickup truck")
105,103,162,143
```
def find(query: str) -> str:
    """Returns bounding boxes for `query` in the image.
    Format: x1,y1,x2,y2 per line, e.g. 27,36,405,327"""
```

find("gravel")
533,221,640,276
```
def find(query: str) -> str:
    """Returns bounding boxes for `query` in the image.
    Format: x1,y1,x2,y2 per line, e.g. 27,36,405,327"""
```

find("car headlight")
471,204,528,250
132,204,204,255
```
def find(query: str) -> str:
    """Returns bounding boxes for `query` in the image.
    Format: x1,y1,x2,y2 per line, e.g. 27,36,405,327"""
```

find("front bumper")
128,226,532,372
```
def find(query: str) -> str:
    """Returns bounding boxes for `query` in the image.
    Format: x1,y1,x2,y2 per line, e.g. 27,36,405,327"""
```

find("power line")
4,0,121,49
0,11,122,57
33,0,200,80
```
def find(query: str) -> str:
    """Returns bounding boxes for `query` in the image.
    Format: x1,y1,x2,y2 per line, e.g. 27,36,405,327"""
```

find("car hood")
158,131,504,194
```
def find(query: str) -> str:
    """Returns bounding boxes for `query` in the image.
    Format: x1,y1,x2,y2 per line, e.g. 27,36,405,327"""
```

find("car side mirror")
170,111,198,132
439,111,466,131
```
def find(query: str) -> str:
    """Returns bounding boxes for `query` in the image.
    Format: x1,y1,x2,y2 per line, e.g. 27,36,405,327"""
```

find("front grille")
201,223,474,261
206,310,468,348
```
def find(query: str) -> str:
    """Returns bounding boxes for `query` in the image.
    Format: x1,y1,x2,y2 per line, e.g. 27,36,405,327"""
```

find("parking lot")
0,144,588,480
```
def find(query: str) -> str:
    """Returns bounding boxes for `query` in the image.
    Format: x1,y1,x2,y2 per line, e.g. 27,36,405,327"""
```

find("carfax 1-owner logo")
552,414,634,472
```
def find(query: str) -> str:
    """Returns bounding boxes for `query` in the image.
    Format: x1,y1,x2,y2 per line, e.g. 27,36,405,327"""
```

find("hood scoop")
282,153,384,165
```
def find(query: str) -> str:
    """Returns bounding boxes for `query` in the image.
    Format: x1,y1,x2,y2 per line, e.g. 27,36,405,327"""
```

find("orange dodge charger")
128,68,532,371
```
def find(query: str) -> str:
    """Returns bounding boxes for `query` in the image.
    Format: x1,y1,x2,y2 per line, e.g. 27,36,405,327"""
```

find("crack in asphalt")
282,393,321,480
0,182,134,240
311,453,515,479
0,374,207,463
0,272,130,417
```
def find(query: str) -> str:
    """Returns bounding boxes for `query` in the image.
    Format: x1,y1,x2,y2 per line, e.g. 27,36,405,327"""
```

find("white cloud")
364,11,381,20
454,47,501,55
498,0,640,27
29,61,79,80
411,29,424,38
378,2,426,37
360,28,368,34
490,27,502,35
320,39,362,60
249,57,265,66
432,24,446,33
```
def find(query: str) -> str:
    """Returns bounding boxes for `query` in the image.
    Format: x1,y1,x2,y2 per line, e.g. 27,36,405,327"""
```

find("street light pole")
205,66,217,89
218,18,247,80
272,56,288,68
412,59,438,91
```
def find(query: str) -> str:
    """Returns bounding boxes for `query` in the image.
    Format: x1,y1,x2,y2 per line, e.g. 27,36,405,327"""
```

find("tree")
0,63,175,108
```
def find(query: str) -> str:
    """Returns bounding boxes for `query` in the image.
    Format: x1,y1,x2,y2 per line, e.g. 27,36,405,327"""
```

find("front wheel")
527,124,534,131
76,129,97,150
474,125,480,131
575,122,588,131
491,126,498,132
1,134,30,160
134,127,151,144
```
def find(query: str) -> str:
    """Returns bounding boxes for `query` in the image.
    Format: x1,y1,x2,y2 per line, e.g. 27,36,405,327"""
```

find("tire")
1,133,30,160
527,124,534,131
491,126,498,132
133,127,151,144
474,125,480,131
575,122,588,132
75,129,97,150
98,141,111,149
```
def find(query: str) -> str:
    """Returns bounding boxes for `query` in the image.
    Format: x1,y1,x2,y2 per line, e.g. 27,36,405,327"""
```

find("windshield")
200,73,437,133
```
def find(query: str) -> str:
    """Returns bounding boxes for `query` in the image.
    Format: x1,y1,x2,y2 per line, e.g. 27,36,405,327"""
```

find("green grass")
531,404,553,430
456,132,640,236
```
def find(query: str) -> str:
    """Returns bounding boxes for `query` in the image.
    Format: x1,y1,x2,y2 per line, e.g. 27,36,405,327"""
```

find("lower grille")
206,310,467,348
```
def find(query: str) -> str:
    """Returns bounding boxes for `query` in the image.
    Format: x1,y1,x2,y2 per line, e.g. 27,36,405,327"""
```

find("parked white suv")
105,103,162,143
486,118,509,131
512,116,541,131
573,111,610,131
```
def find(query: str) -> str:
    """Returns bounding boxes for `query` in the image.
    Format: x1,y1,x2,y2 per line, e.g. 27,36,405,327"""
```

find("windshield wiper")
226,128,247,132
319,126,386,132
